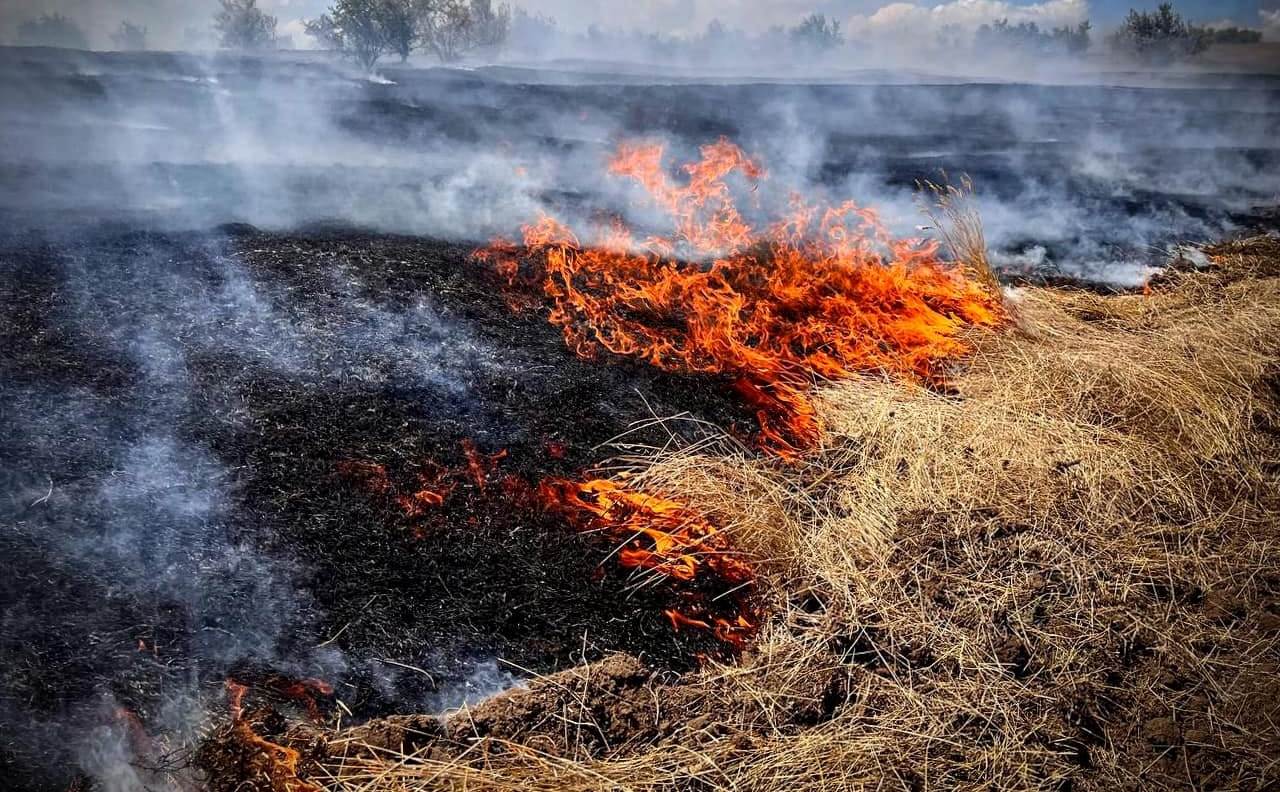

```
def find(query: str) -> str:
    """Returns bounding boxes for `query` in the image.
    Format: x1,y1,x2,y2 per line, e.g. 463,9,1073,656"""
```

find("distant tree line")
972,4,1266,62
1110,3,1208,60
974,18,1092,55
3,1,1268,64
15,13,88,50
305,0,511,71
789,14,842,52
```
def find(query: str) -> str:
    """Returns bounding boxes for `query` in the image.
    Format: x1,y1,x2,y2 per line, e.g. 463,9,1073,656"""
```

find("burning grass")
476,138,1005,459
230,235,1280,790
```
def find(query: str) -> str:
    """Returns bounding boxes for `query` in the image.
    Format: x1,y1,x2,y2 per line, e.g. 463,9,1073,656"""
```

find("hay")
281,237,1280,791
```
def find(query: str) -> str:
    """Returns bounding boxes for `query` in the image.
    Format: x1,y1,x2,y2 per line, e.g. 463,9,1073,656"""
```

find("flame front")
478,138,1004,457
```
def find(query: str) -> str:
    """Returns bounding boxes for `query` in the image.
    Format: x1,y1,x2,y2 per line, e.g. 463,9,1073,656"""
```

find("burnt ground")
0,222,754,790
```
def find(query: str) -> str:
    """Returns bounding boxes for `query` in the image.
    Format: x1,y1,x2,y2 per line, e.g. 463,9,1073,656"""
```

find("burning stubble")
477,138,1005,458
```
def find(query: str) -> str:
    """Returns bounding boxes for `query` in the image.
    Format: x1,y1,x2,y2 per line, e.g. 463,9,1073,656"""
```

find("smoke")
0,218,538,786
1264,10,1280,41
3,43,1275,284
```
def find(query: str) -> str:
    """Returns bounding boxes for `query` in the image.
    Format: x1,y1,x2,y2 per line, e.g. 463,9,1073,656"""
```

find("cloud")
847,0,1090,38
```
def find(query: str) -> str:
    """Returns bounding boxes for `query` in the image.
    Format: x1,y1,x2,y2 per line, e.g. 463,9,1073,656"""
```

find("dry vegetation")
210,236,1280,791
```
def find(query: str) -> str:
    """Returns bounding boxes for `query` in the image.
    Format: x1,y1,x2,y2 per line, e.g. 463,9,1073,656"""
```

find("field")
0,46,1277,791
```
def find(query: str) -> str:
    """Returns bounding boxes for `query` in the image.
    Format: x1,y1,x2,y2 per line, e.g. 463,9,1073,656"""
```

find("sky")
0,0,1269,48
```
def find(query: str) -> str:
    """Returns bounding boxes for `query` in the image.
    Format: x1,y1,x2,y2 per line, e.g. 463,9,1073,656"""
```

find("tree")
16,13,89,50
382,0,418,61
307,0,407,70
309,0,510,67
789,13,841,52
1054,21,1092,54
1111,3,1208,61
304,14,344,50
466,0,511,50
214,0,278,50
416,0,476,62
1203,26,1262,45
111,21,149,51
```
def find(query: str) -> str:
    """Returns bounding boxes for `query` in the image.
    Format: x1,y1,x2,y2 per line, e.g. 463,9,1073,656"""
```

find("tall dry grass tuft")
919,176,1002,297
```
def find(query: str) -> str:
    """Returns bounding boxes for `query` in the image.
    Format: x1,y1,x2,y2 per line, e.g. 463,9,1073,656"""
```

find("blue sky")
1089,1,1259,24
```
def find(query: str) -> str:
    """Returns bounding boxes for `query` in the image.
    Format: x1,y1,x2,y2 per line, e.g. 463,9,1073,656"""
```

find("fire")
268,676,334,724
224,680,319,792
477,137,1004,458
539,477,756,648
339,449,757,649
338,441,509,524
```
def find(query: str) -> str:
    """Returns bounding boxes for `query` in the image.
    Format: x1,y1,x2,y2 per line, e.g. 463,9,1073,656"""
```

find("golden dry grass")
284,237,1280,791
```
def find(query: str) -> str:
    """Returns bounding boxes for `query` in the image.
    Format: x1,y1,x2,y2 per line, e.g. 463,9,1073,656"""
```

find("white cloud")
847,0,1089,38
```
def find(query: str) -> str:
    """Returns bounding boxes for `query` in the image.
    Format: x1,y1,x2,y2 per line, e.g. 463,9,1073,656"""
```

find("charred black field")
1,44,1279,792
0,222,759,787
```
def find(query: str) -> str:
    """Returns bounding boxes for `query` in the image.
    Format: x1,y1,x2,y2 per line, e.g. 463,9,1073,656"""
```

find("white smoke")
1263,10,1280,42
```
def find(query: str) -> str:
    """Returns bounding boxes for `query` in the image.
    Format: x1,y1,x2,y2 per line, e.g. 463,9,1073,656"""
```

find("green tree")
790,13,842,52
1112,3,1208,61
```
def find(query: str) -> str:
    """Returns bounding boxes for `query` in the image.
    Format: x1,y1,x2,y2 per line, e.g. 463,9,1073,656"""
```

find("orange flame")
476,137,1004,458
339,450,756,648
540,477,756,648
224,680,319,792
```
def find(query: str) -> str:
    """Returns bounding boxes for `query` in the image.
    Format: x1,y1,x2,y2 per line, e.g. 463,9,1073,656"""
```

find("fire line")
476,137,1004,458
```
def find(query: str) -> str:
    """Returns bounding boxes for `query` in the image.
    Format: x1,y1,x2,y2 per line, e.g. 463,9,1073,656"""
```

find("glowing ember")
539,477,756,648
462,439,507,490
477,137,1004,458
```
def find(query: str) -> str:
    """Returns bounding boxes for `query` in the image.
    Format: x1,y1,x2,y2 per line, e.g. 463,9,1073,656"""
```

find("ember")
477,138,1005,457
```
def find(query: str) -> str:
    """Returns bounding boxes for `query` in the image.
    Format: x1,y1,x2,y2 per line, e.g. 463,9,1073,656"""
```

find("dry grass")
920,177,1002,296
286,238,1280,791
